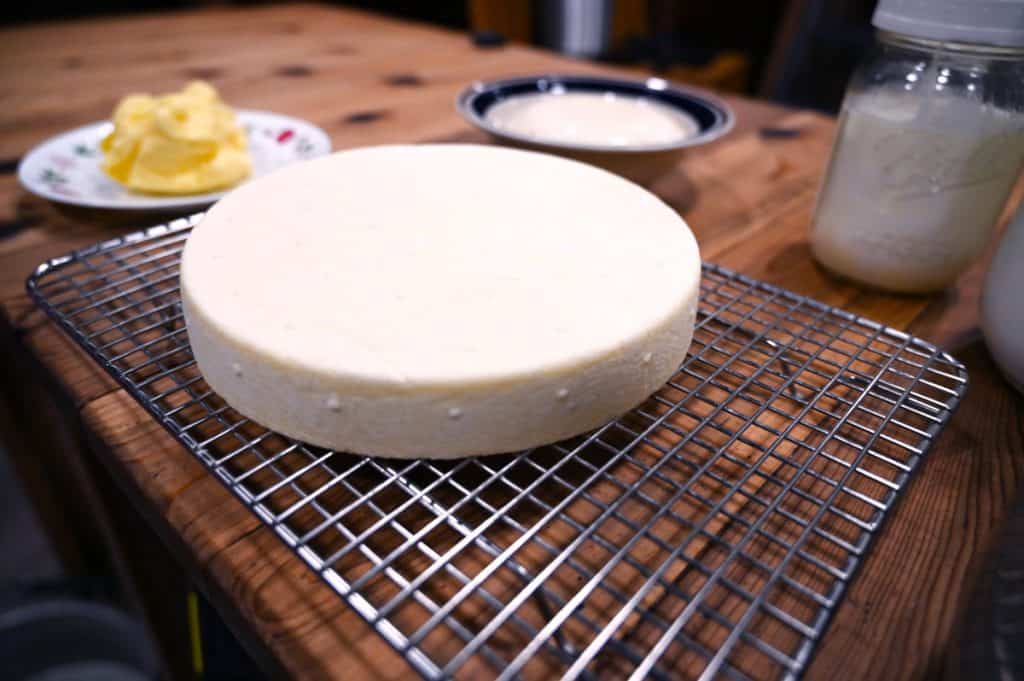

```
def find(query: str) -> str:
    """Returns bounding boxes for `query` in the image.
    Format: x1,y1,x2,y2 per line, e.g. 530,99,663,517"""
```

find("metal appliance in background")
540,0,613,58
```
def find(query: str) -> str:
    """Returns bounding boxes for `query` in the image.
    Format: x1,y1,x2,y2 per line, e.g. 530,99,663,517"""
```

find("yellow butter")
101,81,252,195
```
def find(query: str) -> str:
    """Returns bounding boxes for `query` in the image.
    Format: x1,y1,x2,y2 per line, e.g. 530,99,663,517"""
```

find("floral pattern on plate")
19,110,331,211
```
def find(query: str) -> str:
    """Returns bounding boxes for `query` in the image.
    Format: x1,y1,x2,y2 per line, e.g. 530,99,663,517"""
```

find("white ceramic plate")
17,110,331,211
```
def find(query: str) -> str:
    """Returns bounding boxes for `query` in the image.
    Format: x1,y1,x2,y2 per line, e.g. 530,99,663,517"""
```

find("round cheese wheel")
181,144,700,458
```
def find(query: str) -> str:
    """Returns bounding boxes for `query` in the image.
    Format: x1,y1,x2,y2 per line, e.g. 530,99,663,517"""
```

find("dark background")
1,0,880,113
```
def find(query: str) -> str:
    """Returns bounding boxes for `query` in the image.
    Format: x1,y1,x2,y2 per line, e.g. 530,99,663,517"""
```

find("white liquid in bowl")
485,92,700,147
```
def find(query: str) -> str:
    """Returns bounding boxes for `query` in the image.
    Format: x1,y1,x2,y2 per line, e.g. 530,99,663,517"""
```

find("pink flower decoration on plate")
51,155,75,170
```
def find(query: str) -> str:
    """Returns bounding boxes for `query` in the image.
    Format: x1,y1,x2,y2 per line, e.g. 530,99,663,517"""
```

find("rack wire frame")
27,214,967,681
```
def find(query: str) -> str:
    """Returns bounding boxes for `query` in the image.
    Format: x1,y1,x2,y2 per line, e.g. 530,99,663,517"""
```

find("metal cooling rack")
27,214,967,681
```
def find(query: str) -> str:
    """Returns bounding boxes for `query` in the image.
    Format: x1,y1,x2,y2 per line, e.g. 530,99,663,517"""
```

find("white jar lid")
874,0,1024,47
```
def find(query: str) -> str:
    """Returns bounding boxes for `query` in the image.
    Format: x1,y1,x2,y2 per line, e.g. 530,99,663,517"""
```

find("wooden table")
1,5,1021,680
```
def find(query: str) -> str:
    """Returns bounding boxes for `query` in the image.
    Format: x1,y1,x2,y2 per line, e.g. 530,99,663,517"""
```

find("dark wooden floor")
0,443,62,584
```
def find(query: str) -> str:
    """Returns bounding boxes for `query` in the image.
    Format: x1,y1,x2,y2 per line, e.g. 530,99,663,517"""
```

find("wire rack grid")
27,214,967,681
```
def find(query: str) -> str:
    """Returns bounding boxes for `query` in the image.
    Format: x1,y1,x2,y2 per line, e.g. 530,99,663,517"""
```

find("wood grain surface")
1,4,1021,681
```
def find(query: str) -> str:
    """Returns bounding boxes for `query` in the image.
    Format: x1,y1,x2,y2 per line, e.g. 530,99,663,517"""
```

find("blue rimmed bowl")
456,74,735,185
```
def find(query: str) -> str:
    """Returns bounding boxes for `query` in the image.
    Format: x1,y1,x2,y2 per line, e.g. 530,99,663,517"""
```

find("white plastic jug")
981,203,1024,394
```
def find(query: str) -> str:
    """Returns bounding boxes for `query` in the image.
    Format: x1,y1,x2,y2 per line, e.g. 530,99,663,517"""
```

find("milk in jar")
811,90,1024,293
809,0,1024,293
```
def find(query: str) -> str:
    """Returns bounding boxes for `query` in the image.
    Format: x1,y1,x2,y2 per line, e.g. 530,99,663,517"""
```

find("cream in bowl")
457,75,734,185
485,90,701,147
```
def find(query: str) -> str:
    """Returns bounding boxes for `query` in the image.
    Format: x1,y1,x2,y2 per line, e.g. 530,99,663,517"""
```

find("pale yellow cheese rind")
181,144,700,457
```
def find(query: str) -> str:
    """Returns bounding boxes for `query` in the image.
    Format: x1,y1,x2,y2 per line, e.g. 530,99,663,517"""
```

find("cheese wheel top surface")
181,144,699,391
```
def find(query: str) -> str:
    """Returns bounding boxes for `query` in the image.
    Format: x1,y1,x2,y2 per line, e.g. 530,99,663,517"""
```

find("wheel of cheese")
181,144,700,458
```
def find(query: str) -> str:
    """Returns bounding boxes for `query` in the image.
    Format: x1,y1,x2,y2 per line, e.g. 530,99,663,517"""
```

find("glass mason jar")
809,31,1024,294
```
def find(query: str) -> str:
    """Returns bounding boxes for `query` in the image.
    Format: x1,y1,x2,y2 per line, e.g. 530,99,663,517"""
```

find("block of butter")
101,81,252,195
